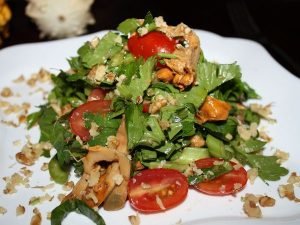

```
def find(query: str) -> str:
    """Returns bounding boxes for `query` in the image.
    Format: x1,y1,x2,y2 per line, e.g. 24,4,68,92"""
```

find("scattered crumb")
29,194,53,205
13,140,22,146
0,206,7,215
247,168,258,185
3,172,30,194
26,69,51,87
258,196,276,207
13,75,25,83
32,183,55,192
287,172,300,186
242,194,276,218
129,213,140,225
1,87,13,97
274,149,289,164
16,204,25,216
30,208,42,225
16,141,52,166
57,193,66,202
40,163,49,171
62,181,74,192
250,103,275,122
46,212,51,220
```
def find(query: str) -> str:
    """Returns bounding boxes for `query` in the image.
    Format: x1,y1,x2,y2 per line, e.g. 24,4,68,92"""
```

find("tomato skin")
128,168,188,213
142,102,150,113
69,100,111,141
87,88,108,101
193,158,247,196
128,31,176,59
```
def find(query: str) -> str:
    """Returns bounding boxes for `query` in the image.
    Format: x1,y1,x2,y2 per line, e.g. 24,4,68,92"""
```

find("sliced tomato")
128,168,188,213
142,102,150,113
69,100,111,141
87,88,108,101
193,158,247,195
128,31,176,59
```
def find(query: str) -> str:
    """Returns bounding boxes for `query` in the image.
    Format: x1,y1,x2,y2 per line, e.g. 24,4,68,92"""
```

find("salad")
19,13,289,224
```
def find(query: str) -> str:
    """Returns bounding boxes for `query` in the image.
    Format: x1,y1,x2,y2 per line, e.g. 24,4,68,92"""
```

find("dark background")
2,0,300,77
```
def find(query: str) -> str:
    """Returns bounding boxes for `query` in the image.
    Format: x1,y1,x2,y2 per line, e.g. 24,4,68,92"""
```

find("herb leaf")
51,199,106,225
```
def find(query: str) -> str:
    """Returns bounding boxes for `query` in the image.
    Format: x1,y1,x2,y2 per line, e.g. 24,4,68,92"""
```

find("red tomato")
128,31,176,59
69,100,111,141
128,168,188,213
194,158,247,195
142,102,150,113
87,88,108,101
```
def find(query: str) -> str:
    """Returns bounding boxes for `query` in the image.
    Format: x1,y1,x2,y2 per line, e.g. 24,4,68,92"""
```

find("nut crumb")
0,206,7,215
1,87,13,97
16,204,25,216
30,208,42,225
129,213,140,225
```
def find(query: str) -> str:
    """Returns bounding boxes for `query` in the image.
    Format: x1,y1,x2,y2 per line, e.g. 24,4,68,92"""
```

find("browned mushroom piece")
158,23,201,90
64,117,131,210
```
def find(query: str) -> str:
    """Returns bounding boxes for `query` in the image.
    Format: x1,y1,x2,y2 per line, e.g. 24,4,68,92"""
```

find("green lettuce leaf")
78,32,123,68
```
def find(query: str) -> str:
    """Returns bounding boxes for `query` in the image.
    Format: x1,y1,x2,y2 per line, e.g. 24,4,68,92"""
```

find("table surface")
2,0,300,78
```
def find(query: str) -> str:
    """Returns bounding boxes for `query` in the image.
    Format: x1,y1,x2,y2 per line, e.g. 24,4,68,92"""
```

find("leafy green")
173,147,209,164
188,161,233,185
118,57,156,103
48,71,88,108
84,113,121,146
51,199,106,225
175,86,207,108
201,117,238,141
216,78,260,102
206,134,232,159
78,32,123,68
197,61,241,93
138,116,165,147
26,110,42,129
37,106,58,142
246,154,288,181
233,143,288,181
125,104,146,149
117,18,140,34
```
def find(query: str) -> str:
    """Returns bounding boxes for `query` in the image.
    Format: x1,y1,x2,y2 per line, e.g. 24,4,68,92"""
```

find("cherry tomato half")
69,100,111,141
128,168,188,213
194,158,247,195
128,31,176,59
87,88,108,101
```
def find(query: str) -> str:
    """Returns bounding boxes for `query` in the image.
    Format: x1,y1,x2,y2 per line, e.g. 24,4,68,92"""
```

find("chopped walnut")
63,181,75,191
274,149,289,164
40,163,49,171
3,172,30,194
247,168,258,185
287,172,300,186
57,193,66,202
0,206,7,215
1,87,13,97
242,194,262,218
278,183,297,201
29,194,53,205
16,141,52,166
13,75,25,83
258,196,276,207
16,204,25,216
30,208,42,225
26,69,51,87
129,213,140,225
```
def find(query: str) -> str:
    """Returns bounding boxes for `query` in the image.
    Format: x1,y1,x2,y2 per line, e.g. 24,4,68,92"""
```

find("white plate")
1,30,300,225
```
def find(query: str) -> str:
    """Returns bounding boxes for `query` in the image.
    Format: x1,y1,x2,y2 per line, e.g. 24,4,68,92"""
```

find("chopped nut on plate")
16,204,25,216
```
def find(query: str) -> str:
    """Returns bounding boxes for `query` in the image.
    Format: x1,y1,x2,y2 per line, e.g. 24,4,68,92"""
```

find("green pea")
49,156,69,184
